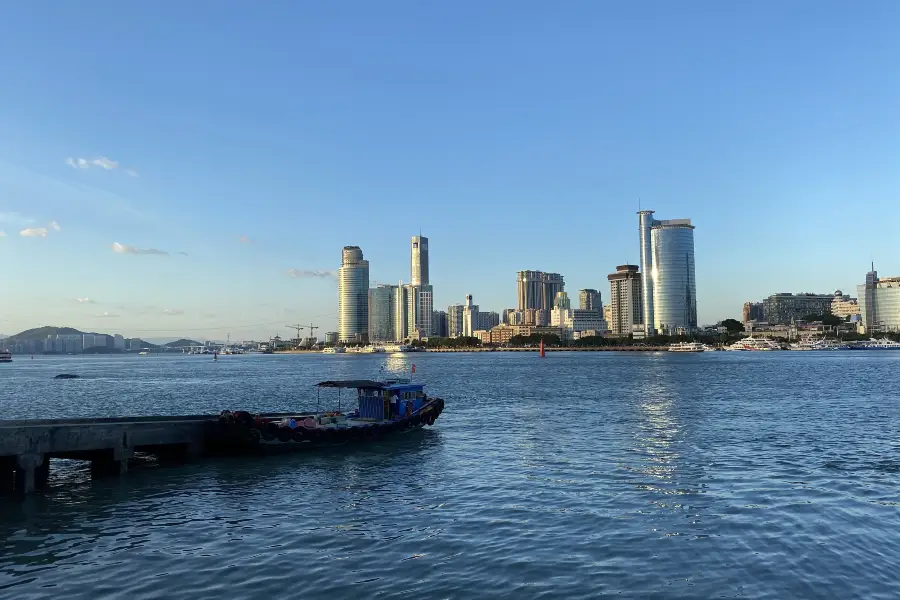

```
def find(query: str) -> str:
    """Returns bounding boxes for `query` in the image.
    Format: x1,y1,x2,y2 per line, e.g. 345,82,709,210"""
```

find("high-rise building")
394,283,410,340
462,294,479,337
858,265,900,333
579,289,601,311
608,264,643,336
368,284,397,342
554,291,571,310
763,293,835,325
432,310,449,337
338,246,370,342
411,235,429,286
478,311,500,331
517,271,564,311
742,302,765,323
638,211,697,335
447,304,465,338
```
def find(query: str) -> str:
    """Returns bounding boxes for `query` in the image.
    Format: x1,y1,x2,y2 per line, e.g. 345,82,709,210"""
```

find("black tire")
292,429,306,442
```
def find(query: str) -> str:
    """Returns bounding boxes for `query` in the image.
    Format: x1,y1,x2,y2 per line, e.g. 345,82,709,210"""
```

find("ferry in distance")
725,337,782,351
668,342,712,352
0,350,12,363
849,338,900,350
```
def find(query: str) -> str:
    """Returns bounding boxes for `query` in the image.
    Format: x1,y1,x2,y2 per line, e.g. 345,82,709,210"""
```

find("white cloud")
76,297,95,303
92,157,118,170
49,220,61,231
66,156,129,172
112,242,169,256
286,268,337,279
124,168,139,178
20,227,48,238
95,312,119,318
163,308,185,316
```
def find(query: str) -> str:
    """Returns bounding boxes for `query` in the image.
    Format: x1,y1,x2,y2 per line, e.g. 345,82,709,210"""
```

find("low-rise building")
831,290,860,320
763,293,835,324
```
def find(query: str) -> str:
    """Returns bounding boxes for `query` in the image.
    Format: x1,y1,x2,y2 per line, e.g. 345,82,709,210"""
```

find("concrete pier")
0,413,299,496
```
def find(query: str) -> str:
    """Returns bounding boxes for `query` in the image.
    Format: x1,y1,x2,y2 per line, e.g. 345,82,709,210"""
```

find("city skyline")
2,2,899,339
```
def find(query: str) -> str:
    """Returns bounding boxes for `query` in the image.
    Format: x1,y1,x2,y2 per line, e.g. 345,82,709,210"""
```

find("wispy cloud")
49,220,61,231
124,168,139,178
20,227,48,238
238,235,254,244
112,242,169,256
95,311,119,318
76,297,96,304
163,308,185,316
286,268,337,279
66,156,121,171
176,251,189,256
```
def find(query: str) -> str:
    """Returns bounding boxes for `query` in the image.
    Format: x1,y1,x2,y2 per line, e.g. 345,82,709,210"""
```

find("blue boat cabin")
357,383,426,421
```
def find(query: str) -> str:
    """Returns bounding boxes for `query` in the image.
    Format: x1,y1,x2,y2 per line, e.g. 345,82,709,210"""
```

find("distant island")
4,326,202,355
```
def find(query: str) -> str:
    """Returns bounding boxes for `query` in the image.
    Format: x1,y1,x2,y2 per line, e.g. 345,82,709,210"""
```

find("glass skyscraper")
638,211,697,335
338,246,370,342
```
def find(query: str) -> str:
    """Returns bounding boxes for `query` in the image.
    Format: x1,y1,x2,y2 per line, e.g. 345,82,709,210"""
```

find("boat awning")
316,380,387,389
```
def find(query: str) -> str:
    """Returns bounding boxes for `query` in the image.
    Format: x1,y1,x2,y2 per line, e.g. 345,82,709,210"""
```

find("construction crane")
286,324,305,346
307,323,320,346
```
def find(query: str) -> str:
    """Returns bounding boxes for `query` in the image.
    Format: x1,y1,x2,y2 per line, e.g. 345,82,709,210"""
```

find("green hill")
8,326,85,341
127,338,160,349
164,339,202,347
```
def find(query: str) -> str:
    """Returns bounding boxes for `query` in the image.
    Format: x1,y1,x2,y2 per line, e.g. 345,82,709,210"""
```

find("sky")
1,1,898,340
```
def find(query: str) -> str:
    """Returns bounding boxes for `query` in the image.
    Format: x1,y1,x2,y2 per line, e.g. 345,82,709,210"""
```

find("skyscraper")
607,264,643,336
411,235,429,286
447,304,465,338
462,294,479,337
338,246,370,342
432,310,449,337
368,284,397,342
638,211,697,335
517,271,565,311
579,289,601,311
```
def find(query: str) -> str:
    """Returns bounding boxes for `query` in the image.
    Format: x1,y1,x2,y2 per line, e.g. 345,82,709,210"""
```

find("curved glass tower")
637,211,656,332
650,223,697,334
338,246,370,342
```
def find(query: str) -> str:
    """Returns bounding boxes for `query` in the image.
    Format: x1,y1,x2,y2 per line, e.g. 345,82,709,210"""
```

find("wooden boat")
211,379,445,453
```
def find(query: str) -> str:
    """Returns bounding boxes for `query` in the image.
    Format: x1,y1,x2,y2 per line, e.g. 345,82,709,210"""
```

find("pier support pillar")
90,447,134,478
0,456,15,495
14,453,44,495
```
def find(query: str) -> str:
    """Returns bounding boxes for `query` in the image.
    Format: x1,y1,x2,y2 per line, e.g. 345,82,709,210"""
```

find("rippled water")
2,352,900,598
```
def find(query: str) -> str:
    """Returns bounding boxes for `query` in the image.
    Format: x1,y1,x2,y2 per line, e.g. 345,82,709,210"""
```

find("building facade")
432,310,449,338
638,211,697,335
462,294,479,337
338,246,370,342
763,293,835,325
858,266,900,333
410,235,429,287
578,289,601,311
447,304,465,338
517,271,565,311
607,264,643,336
742,302,765,323
831,290,860,320
478,311,500,331
368,284,397,342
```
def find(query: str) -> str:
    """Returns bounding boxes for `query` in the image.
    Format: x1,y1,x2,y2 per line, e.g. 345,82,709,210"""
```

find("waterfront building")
603,304,612,326
394,283,410,340
488,325,517,345
554,291,571,310
831,291,860,320
762,292,835,325
517,271,565,311
742,302,765,323
462,294,479,337
338,246,370,342
368,284,397,342
578,289,601,311
447,304,465,338
638,211,697,335
478,311,500,331
858,265,900,333
607,264,643,336
324,331,338,344
432,310,449,338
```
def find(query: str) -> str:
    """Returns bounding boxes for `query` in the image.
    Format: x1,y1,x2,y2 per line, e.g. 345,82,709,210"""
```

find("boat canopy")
316,379,388,389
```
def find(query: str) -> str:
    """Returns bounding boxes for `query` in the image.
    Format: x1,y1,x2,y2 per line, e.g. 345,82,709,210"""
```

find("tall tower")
637,210,657,334
338,246,369,342
607,264,643,336
411,235,429,286
650,220,697,334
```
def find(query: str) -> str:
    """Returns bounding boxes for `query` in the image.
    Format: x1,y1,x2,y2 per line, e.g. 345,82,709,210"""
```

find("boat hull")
209,398,445,455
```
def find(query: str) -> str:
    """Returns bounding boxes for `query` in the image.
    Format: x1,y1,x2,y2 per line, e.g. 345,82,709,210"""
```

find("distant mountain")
164,339,202,347
127,338,160,349
8,326,85,341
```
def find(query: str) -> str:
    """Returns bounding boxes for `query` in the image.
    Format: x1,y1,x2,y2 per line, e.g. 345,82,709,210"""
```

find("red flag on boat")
411,364,416,374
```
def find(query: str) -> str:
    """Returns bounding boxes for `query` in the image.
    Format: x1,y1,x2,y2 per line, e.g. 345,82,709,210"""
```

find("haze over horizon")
2,1,898,340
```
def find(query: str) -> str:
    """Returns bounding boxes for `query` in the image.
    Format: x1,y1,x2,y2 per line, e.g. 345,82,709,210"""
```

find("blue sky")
1,1,898,340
